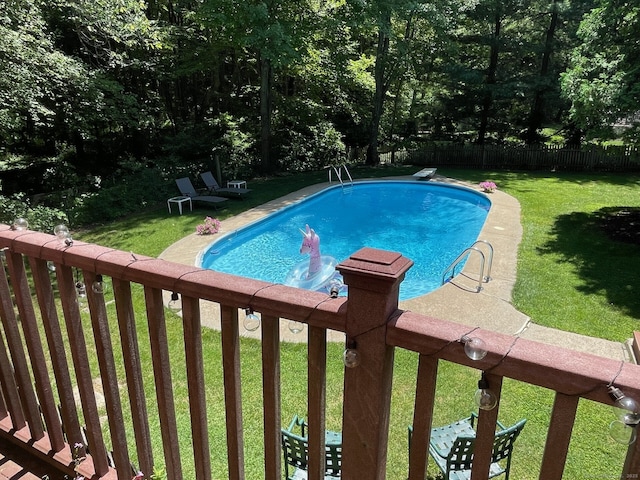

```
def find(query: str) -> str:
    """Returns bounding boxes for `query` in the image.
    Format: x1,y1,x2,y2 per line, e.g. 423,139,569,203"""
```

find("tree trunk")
367,14,391,166
525,0,559,144
476,11,501,145
260,56,272,173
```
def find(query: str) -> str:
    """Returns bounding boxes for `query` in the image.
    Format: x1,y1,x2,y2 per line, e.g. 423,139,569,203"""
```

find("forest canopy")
1,0,638,200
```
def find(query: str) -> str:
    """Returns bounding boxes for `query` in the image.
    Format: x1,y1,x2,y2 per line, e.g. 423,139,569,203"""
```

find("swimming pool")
198,181,491,300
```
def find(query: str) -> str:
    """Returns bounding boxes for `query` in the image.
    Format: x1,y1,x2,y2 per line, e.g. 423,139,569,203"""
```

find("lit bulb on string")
168,292,182,312
47,261,56,272
244,308,260,331
288,320,304,334
608,386,640,444
461,335,488,360
91,274,107,294
12,218,28,230
474,372,498,410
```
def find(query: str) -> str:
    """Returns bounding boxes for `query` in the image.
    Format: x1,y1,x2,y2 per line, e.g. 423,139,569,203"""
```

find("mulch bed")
597,207,640,246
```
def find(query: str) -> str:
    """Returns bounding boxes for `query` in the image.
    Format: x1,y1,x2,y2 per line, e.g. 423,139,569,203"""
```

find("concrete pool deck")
159,174,636,363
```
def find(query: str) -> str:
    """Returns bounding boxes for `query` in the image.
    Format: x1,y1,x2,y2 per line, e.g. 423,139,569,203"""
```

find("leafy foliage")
561,1,640,143
3,0,638,225
0,194,68,233
69,167,172,226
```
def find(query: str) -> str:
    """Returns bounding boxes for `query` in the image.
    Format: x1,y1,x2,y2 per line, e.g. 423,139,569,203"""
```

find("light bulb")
343,348,360,368
609,420,638,445
91,274,107,294
53,224,73,246
327,278,343,298
474,373,497,410
288,320,304,334
609,387,640,423
244,309,260,331
461,335,488,360
168,292,181,311
54,224,69,240
75,282,86,298
12,218,28,230
47,261,56,272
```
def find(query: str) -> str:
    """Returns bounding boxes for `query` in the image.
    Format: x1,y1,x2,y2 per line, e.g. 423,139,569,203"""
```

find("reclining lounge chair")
175,177,228,209
200,171,251,199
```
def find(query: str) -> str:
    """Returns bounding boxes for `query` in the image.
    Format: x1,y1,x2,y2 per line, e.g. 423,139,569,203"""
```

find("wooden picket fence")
382,144,640,172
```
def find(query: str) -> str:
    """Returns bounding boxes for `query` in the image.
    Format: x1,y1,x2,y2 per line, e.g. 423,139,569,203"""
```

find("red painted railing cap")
337,247,414,279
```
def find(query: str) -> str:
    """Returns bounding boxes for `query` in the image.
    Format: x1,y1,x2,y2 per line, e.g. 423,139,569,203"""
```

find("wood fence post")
336,248,413,480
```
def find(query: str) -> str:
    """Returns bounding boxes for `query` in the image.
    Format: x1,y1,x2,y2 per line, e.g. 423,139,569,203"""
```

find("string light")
474,372,498,410
168,292,182,312
54,224,73,246
460,334,488,360
343,339,360,368
11,218,28,230
91,274,107,294
241,284,277,332
608,386,640,445
468,335,520,411
243,308,260,331
288,320,304,334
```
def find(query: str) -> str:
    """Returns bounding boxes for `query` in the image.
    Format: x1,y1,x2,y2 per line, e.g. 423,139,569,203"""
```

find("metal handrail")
442,247,486,292
442,240,494,291
326,164,353,189
471,239,494,281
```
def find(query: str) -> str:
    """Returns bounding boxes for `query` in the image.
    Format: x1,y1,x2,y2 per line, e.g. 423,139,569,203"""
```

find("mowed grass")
75,167,639,479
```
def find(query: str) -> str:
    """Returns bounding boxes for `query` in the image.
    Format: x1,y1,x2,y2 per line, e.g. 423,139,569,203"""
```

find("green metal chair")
281,415,341,479
409,413,526,480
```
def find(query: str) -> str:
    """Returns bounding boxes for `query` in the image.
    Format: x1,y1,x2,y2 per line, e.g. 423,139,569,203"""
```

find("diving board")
413,168,437,180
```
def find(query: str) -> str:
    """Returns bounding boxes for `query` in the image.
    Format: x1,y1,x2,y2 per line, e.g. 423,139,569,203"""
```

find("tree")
197,0,314,172
0,0,85,156
561,1,640,143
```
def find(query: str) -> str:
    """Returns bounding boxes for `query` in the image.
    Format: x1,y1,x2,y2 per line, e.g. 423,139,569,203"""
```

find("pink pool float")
284,224,343,293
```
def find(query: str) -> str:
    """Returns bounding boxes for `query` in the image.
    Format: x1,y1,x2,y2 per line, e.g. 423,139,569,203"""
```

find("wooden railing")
0,225,638,479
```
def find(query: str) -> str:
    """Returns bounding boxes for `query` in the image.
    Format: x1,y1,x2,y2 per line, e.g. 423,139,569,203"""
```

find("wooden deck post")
336,248,413,480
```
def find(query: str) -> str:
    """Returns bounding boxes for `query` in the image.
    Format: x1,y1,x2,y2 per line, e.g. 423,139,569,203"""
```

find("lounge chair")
175,177,228,209
413,167,437,180
200,171,251,199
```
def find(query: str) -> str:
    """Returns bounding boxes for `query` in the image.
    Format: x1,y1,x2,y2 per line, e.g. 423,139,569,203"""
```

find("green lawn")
76,167,640,479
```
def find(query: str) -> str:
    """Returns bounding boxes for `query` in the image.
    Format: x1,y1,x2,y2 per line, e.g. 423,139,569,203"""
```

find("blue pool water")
198,181,490,300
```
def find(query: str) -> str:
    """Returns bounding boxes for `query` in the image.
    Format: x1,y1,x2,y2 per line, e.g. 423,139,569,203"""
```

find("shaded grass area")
74,166,638,478
453,170,640,341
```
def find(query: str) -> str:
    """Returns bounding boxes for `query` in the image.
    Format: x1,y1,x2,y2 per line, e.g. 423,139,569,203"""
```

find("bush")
0,193,69,233
273,121,346,172
209,114,256,180
69,167,172,225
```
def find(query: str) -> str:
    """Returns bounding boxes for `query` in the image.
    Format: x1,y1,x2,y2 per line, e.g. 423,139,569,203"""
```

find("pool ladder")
326,164,353,191
441,240,494,292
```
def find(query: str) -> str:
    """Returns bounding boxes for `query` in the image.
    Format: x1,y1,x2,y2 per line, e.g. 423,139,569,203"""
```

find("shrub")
69,167,172,225
0,193,69,233
273,121,346,172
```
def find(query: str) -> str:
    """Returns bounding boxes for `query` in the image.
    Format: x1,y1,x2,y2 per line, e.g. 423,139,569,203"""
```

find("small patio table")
167,196,192,215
